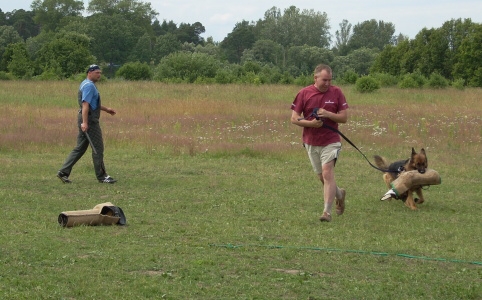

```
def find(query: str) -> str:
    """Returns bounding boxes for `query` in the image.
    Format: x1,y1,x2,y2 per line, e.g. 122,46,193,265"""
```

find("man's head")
86,64,102,82
313,64,332,92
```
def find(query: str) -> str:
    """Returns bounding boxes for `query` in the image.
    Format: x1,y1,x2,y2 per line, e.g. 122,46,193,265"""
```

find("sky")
2,0,482,43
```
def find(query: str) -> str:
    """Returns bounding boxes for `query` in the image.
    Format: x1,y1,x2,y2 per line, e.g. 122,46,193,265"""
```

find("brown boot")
319,212,332,222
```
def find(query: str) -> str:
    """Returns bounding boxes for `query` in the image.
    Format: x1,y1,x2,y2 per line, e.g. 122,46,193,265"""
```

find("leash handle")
84,131,98,154
297,108,321,121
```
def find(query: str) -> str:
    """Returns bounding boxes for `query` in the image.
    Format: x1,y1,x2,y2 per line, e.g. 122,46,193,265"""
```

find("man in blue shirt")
57,64,117,184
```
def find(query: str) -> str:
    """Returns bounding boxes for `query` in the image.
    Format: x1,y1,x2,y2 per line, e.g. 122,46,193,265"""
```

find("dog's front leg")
414,188,424,204
404,192,418,210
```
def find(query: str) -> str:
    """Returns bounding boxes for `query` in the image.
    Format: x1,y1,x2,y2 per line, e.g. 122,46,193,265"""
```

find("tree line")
0,1,481,87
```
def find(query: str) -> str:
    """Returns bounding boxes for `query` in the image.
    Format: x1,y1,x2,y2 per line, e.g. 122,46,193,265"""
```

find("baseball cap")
86,64,101,73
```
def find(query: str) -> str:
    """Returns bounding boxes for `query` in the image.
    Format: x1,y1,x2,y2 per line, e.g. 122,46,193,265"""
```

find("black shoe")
99,175,117,184
57,171,72,183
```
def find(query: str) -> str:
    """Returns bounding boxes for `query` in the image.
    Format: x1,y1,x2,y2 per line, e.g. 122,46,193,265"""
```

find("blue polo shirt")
79,79,100,111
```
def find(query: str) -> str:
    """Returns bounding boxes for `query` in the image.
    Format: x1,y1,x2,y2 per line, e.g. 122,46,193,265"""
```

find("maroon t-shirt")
291,85,348,146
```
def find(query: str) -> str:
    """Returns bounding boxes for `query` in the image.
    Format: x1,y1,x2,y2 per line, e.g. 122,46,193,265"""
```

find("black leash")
298,108,390,173
321,123,391,172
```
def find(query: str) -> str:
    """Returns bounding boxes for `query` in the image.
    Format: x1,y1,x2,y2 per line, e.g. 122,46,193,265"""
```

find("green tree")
5,9,40,40
370,44,400,75
242,39,283,66
5,42,34,78
155,20,177,36
286,45,334,76
31,0,84,32
0,9,6,26
220,20,256,63
129,33,153,63
0,25,23,60
87,0,158,35
259,6,330,48
346,47,378,75
86,0,158,64
152,32,181,63
25,30,55,63
176,22,205,45
453,24,482,87
86,13,138,64
334,19,352,55
36,32,94,78
347,19,395,52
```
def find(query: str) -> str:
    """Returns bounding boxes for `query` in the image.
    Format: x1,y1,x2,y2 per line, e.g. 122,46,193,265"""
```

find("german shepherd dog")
374,148,428,210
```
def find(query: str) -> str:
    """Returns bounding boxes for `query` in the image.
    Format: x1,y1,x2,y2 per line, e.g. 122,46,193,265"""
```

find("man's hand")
310,118,324,128
105,107,116,116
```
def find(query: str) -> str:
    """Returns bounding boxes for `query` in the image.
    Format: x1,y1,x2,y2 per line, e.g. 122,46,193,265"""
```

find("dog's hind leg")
383,173,395,188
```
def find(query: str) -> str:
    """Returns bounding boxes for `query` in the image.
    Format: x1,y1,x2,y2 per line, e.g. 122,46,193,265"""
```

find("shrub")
242,61,262,74
370,72,399,87
341,70,358,84
355,76,380,93
294,74,313,86
214,69,235,84
116,62,153,81
451,78,465,90
154,52,220,83
427,72,448,88
278,72,294,84
398,72,426,88
398,76,418,88
0,71,14,80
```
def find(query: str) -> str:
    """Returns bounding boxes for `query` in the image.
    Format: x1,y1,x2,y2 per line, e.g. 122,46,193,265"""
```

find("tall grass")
0,81,481,299
1,81,480,158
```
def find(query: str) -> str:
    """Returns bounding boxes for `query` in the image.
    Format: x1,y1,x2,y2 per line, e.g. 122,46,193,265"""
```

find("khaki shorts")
304,142,341,174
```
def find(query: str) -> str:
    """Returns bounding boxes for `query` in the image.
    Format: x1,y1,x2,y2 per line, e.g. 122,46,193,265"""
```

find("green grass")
0,81,481,299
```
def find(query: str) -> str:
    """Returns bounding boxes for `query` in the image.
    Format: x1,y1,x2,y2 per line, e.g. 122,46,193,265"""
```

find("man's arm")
290,110,323,128
101,105,116,116
81,101,90,132
317,108,348,124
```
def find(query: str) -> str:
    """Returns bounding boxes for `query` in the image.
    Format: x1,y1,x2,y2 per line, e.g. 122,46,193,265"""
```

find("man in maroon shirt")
291,64,348,222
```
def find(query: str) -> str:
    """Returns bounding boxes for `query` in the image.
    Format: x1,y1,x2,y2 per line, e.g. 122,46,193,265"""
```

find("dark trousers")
59,114,107,180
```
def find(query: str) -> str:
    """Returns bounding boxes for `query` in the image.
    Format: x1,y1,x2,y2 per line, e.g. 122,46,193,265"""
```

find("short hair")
314,64,332,75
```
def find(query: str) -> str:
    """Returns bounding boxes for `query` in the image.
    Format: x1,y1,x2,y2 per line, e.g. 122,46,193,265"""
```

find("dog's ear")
421,148,428,167
410,148,417,161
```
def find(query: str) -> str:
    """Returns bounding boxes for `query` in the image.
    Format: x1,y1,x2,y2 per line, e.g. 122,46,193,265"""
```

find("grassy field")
0,81,481,299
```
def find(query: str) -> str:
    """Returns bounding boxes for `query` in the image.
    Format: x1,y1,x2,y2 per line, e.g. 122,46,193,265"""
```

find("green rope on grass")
209,243,482,266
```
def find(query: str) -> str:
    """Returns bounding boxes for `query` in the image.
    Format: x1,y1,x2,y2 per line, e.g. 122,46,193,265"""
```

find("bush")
451,78,465,90
427,72,448,88
341,70,358,84
398,72,426,88
294,74,313,86
0,71,14,80
355,76,380,93
154,52,220,83
116,62,153,80
214,69,236,84
398,76,418,88
278,72,294,84
370,72,399,87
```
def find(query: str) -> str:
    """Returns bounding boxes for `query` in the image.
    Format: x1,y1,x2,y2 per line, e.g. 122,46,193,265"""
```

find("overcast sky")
2,0,481,42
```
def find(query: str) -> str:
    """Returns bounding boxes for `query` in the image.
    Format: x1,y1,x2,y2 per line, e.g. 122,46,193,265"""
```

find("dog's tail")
373,155,390,170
